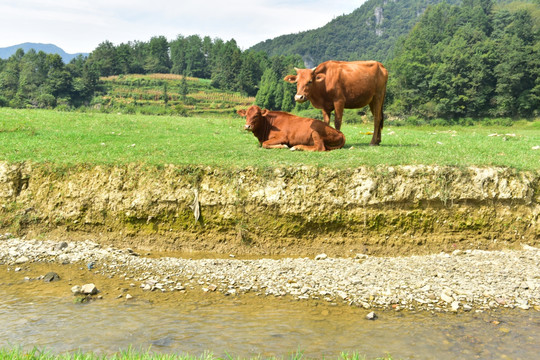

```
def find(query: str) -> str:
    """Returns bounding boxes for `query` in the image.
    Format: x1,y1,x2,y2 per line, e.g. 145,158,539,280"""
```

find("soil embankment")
0,161,538,256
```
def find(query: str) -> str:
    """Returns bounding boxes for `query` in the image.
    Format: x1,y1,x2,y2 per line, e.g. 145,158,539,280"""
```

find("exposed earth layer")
1,162,538,257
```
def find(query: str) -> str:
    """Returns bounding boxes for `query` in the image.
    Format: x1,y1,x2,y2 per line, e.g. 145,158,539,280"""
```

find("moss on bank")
0,162,538,256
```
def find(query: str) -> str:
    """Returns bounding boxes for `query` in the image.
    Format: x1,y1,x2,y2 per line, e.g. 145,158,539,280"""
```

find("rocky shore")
1,233,539,313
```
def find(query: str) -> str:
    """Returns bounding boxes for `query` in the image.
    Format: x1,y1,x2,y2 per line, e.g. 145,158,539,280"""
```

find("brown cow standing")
284,60,388,146
237,105,345,152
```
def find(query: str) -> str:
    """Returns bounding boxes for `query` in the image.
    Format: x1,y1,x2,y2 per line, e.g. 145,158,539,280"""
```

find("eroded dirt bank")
0,161,538,256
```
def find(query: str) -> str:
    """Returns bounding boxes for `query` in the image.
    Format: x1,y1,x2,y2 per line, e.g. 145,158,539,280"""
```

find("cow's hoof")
369,143,380,146
290,146,297,151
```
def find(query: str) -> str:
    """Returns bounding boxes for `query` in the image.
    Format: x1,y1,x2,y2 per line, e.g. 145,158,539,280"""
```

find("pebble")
366,311,378,320
1,238,539,312
43,272,61,282
15,256,29,264
54,242,68,251
441,292,454,304
81,283,98,295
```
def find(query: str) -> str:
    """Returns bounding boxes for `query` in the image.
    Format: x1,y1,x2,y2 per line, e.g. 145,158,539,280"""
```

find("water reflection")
0,292,538,359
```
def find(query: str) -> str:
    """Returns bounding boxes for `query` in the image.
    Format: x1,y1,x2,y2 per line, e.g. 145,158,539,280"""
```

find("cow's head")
284,67,325,103
237,105,269,132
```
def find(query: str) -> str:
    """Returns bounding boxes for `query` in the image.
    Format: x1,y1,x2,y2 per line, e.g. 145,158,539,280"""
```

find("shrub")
139,105,170,116
174,104,190,117
480,117,514,127
404,115,427,126
295,109,324,120
429,118,450,126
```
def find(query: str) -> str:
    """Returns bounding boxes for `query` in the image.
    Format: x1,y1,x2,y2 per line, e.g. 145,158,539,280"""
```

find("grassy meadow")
0,108,539,170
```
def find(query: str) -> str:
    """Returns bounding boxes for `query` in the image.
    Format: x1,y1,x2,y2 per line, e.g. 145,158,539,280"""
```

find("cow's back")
316,61,387,106
266,111,311,132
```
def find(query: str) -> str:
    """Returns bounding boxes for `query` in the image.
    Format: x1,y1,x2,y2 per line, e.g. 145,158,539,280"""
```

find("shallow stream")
1,288,539,359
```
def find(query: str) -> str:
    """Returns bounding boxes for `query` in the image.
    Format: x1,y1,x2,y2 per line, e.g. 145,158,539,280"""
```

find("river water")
1,290,539,359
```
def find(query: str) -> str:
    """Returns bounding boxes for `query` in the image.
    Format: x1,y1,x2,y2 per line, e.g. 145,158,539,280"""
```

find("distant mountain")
0,43,88,63
249,0,461,66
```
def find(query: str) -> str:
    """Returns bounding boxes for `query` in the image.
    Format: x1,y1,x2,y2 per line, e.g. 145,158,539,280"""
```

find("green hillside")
249,0,539,65
250,0,461,65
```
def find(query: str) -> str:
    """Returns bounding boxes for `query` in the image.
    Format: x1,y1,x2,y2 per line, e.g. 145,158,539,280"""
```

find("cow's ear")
284,75,297,83
315,73,326,82
261,109,269,117
237,109,247,117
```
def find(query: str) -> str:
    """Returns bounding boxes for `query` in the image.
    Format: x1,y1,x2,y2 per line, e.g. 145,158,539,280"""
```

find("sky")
0,0,365,54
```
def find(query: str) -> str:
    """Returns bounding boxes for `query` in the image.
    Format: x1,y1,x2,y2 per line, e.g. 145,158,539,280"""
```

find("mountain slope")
0,42,88,63
250,0,461,66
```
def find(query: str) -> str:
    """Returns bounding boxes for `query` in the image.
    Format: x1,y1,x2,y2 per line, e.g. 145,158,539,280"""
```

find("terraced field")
96,74,255,116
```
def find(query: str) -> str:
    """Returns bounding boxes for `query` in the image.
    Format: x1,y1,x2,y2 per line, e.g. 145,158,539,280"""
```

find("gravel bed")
1,234,539,313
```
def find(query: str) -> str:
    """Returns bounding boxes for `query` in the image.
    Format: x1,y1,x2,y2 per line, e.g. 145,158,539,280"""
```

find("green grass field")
0,108,539,170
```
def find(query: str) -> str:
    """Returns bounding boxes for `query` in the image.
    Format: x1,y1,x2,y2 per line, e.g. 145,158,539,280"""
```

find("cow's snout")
294,94,308,103
244,124,252,131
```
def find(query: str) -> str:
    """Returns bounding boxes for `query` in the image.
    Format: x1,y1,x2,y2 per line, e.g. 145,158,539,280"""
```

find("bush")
429,118,450,126
122,104,138,114
295,109,324,120
457,117,475,126
343,109,370,124
480,117,514,127
56,104,73,112
139,105,170,116
404,115,427,126
174,104,190,117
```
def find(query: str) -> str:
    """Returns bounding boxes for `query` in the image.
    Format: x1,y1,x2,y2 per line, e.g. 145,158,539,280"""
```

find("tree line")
85,35,305,103
0,49,99,109
0,34,302,111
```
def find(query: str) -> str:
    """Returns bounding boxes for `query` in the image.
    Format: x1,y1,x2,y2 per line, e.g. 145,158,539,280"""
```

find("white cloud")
0,0,364,54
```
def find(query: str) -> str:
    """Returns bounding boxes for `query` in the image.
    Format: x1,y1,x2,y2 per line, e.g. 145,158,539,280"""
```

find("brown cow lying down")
237,105,345,152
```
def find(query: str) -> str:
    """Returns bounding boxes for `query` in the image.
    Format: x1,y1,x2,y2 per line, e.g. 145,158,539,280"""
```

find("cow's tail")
326,131,346,151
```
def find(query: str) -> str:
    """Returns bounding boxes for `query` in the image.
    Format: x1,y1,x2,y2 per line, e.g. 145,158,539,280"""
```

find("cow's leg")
291,131,326,152
369,100,383,146
333,101,345,131
321,109,332,125
264,144,289,149
262,138,289,149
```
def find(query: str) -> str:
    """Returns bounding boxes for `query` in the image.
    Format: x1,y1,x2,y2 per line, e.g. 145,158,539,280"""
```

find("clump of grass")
0,347,393,360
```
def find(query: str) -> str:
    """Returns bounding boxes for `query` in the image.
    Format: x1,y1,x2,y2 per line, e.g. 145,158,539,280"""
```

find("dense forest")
388,0,540,118
0,50,99,109
0,0,538,119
